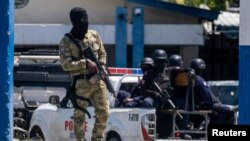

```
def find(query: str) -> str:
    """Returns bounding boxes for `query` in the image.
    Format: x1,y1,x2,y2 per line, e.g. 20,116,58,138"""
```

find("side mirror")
49,95,60,105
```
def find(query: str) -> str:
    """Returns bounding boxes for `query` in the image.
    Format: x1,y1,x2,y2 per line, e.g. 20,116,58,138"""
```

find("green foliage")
168,0,239,11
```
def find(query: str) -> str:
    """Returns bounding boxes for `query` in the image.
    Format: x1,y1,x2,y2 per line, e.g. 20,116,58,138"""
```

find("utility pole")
0,0,14,140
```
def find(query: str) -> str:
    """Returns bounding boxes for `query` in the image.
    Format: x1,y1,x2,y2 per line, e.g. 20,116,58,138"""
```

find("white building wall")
15,24,203,46
15,0,197,24
15,0,202,65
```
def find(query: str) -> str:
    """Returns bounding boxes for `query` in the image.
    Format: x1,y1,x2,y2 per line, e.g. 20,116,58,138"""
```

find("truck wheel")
107,134,121,141
106,131,122,141
107,136,121,141
30,127,45,141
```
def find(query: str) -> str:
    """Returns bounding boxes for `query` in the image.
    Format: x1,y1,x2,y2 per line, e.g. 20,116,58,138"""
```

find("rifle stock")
82,47,116,94
64,82,91,118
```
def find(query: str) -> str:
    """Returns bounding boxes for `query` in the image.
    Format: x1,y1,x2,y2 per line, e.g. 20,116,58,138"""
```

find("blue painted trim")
239,45,250,124
127,0,219,21
0,0,14,140
116,7,127,67
132,7,144,68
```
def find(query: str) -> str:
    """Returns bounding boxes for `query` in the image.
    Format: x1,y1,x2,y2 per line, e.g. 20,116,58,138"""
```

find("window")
15,0,29,9
119,82,138,93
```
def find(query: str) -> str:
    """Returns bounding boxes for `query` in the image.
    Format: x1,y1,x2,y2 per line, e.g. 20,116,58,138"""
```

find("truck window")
209,85,238,105
119,82,138,93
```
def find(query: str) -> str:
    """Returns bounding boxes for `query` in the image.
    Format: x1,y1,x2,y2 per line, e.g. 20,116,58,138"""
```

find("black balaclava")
70,7,89,40
140,64,153,74
154,59,166,73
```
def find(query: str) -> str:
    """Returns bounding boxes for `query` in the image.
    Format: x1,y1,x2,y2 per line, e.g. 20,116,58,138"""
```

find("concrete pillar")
116,7,127,67
239,0,250,124
132,7,144,68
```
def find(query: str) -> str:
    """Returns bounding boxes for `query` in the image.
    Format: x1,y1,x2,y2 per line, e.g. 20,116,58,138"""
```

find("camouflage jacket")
59,29,107,76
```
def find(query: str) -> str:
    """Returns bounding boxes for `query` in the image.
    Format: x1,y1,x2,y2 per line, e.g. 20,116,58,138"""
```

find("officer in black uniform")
168,54,190,109
117,57,155,107
168,54,193,137
190,58,238,125
140,57,155,74
142,49,174,138
143,49,171,108
168,56,187,95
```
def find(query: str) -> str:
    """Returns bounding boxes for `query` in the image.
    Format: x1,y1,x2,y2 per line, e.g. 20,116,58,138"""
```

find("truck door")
51,108,75,141
52,101,96,141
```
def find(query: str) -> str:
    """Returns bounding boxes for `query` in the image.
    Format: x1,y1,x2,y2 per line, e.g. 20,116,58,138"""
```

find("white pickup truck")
29,68,237,141
28,67,226,141
29,68,157,141
15,59,238,141
16,53,237,141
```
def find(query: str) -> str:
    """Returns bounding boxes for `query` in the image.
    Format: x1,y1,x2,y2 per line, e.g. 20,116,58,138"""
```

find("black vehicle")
13,49,71,139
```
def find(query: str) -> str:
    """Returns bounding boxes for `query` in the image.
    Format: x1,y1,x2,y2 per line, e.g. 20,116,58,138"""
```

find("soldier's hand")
124,98,134,103
99,61,105,65
87,59,97,73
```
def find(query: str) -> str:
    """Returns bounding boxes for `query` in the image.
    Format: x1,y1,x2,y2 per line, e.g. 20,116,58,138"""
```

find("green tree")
188,0,239,10
168,0,239,11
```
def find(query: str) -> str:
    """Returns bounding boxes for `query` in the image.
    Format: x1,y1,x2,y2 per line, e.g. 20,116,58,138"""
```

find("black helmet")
190,58,206,70
152,49,168,61
169,54,183,67
140,57,154,73
140,57,154,67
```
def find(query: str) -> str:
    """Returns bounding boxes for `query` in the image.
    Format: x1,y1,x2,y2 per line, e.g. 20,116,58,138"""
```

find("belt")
74,73,95,80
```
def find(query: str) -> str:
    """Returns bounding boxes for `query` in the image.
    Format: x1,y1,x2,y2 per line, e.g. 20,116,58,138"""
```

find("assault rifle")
83,47,116,95
153,82,183,119
65,33,116,95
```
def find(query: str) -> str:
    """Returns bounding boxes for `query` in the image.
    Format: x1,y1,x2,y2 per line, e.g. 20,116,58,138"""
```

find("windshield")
209,85,238,105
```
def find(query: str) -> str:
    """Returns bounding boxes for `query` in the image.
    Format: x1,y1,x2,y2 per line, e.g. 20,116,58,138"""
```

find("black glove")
153,91,163,100
145,90,162,100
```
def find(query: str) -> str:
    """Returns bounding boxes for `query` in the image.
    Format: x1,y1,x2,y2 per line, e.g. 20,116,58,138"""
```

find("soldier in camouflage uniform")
59,7,109,141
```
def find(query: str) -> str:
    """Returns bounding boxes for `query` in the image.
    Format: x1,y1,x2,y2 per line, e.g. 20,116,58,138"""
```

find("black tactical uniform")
144,49,173,138
117,57,155,107
191,58,238,125
168,54,192,135
142,49,171,108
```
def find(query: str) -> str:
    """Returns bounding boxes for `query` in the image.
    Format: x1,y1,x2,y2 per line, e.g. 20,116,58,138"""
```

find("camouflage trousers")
74,79,109,141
